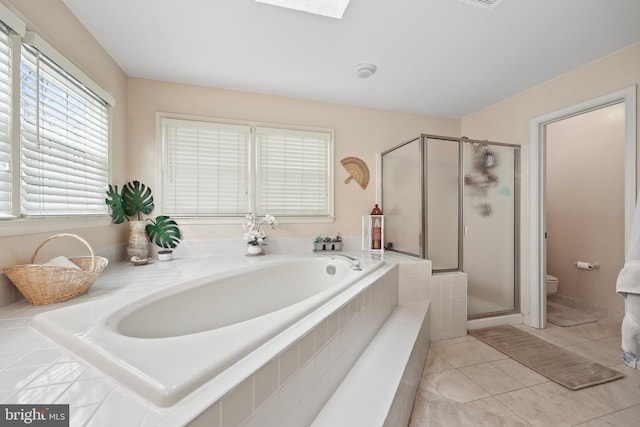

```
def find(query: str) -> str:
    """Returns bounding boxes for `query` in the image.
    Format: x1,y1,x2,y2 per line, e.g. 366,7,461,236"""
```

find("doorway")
546,103,625,314
530,87,637,328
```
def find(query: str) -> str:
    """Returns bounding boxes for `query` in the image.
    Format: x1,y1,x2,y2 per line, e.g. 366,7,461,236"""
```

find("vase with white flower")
243,213,278,255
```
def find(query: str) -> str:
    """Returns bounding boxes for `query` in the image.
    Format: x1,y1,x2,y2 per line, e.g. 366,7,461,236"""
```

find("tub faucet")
330,254,362,271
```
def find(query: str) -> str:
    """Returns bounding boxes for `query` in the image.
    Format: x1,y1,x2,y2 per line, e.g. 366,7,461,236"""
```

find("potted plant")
313,233,342,251
145,215,182,261
243,213,278,255
105,180,181,261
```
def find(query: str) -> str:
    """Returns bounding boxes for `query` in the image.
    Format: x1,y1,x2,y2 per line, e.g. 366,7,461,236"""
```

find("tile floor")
409,311,640,426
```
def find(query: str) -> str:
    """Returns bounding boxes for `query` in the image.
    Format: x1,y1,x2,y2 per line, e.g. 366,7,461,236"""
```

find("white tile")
140,407,169,426
326,312,339,340
399,288,411,304
87,390,149,427
5,383,70,404
452,278,467,297
56,378,114,406
327,332,343,364
25,361,86,387
221,378,253,427
189,401,220,427
0,352,23,368
298,358,315,398
430,279,441,300
68,404,99,426
440,297,452,336
0,334,47,354
78,367,104,381
8,348,64,368
314,319,328,350
278,374,301,420
299,332,315,367
254,358,278,409
314,346,329,381
283,387,322,427
0,365,49,391
252,394,280,427
278,343,299,385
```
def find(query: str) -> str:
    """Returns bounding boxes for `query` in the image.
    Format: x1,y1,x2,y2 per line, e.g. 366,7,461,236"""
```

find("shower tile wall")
397,259,466,341
430,272,468,340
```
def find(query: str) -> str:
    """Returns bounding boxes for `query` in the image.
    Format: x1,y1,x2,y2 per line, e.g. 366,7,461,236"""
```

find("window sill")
173,216,336,225
0,216,111,237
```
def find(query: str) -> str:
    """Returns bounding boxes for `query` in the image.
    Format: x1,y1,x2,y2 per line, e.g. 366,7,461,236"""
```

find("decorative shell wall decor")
340,157,369,189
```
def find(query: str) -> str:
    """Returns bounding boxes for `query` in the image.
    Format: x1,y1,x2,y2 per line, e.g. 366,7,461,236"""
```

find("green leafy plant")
145,215,182,249
105,180,155,223
105,180,181,249
314,233,342,243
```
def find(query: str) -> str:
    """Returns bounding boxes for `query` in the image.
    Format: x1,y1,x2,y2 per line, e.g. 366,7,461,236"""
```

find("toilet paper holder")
575,261,600,270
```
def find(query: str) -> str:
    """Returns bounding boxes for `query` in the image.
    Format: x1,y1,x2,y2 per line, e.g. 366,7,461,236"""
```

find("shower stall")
381,134,520,319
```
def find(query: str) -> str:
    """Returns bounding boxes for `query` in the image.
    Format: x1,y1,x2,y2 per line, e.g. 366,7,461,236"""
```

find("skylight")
460,0,506,9
255,0,352,19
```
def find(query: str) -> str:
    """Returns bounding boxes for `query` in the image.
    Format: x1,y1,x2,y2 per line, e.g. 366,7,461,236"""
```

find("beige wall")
127,78,460,241
547,104,625,312
461,42,640,321
0,0,128,305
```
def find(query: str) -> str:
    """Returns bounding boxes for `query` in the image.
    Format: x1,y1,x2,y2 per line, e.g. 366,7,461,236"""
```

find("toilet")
546,274,559,296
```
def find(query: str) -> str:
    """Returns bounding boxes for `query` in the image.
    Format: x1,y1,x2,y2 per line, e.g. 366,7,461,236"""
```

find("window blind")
162,118,250,216
0,23,12,216
256,126,331,216
19,44,110,216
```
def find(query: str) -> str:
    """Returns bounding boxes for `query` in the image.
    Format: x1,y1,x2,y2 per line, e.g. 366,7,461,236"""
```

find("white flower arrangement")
243,213,278,246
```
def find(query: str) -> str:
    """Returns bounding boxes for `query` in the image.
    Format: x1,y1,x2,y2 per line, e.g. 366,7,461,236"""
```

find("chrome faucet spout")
329,253,362,271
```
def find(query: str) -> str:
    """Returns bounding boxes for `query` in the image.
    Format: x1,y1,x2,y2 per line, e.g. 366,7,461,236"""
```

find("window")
0,22,12,217
256,126,331,216
20,43,110,216
0,21,114,226
160,117,333,220
162,118,250,216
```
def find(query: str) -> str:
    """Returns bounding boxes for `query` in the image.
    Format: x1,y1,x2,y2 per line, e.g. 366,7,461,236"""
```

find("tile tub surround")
0,252,401,426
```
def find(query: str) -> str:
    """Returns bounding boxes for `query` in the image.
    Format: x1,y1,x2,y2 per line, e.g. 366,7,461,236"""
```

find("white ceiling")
62,0,640,118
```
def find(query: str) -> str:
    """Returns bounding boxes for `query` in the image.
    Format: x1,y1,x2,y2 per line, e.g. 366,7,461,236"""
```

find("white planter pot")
247,245,263,255
157,250,173,261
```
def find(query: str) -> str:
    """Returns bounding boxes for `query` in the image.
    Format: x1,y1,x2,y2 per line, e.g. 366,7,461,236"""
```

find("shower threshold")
467,312,523,330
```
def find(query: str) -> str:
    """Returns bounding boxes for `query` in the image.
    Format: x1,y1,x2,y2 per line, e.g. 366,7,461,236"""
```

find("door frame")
529,86,637,328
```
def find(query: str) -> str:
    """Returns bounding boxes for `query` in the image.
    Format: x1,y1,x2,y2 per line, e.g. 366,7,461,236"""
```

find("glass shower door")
463,142,519,318
426,137,460,271
381,138,423,257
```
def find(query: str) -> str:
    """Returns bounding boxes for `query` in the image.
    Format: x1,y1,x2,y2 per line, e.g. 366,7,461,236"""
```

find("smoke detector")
460,0,506,9
354,63,377,79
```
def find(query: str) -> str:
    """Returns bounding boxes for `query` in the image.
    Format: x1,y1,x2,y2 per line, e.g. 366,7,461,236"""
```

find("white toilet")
546,274,559,296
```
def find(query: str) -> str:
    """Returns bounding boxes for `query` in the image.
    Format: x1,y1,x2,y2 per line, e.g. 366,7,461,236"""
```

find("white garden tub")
31,256,384,407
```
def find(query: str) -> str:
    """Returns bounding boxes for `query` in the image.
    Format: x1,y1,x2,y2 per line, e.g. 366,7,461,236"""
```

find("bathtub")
31,255,385,408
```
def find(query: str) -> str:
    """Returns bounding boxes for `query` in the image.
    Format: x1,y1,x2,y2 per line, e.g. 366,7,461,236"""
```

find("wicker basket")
3,233,108,305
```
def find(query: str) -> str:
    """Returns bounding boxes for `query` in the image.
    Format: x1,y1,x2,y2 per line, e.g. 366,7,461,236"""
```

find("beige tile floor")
409,311,640,426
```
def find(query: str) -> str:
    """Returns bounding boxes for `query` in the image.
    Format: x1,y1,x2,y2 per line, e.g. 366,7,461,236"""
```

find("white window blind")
256,126,331,216
20,44,110,216
162,118,250,216
0,23,12,216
